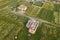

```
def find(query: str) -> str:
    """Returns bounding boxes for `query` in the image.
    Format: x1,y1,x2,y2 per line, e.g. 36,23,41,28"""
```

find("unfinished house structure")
26,19,39,34
18,5,27,12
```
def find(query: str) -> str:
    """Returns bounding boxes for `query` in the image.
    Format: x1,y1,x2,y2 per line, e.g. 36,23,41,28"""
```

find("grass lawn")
0,9,28,40
0,1,60,40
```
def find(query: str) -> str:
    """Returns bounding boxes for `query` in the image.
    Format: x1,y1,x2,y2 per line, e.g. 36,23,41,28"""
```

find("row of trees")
54,3,60,24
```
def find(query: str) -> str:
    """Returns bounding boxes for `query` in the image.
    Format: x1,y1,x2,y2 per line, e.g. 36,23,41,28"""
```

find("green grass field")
0,0,60,40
